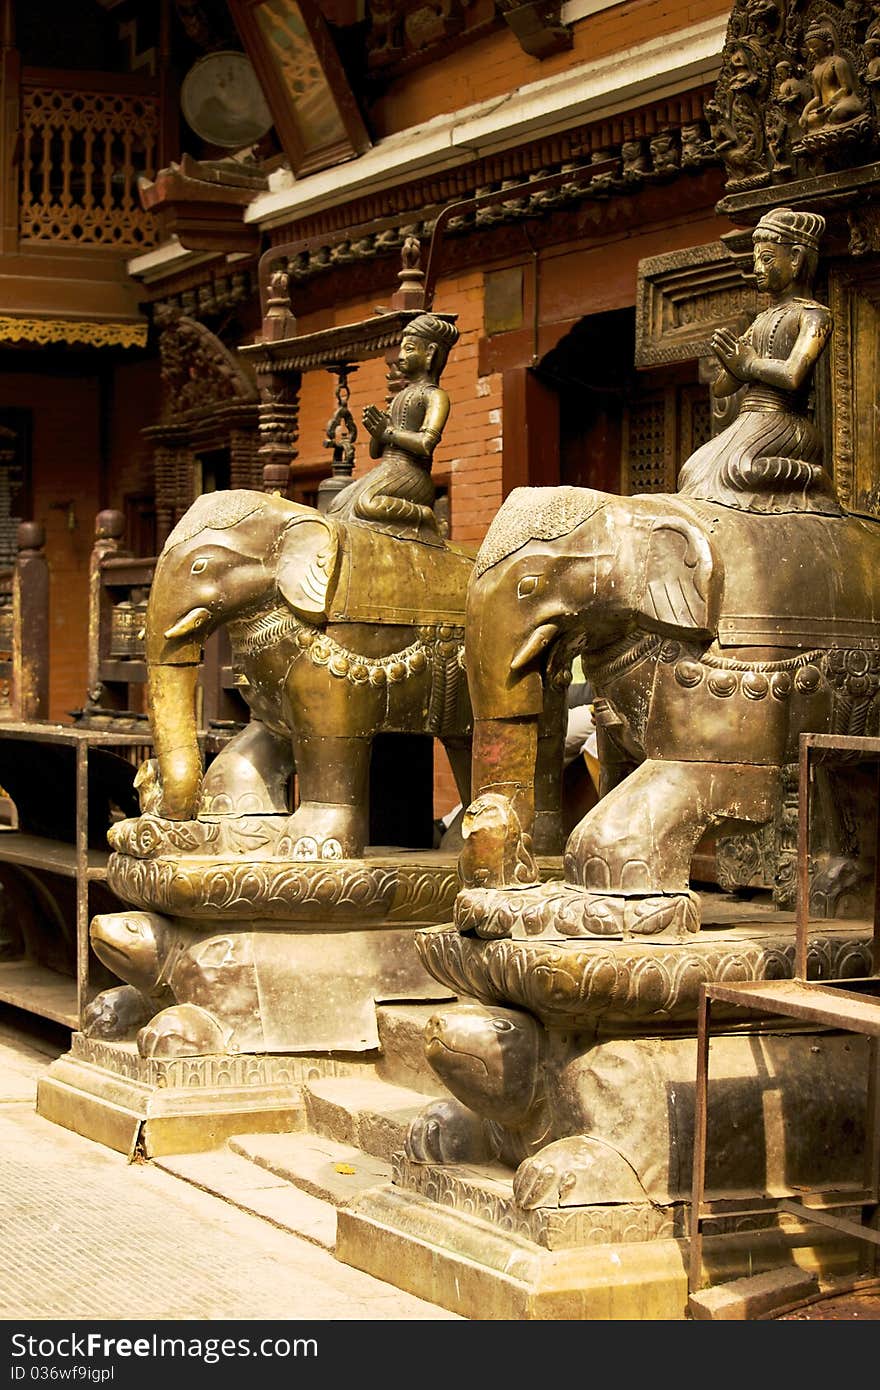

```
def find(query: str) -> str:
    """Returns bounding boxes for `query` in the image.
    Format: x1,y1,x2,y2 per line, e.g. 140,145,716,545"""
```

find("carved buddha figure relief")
799,21,868,137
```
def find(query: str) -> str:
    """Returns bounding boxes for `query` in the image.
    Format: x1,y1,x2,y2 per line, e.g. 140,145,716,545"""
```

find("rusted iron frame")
256,158,618,321
689,731,880,1299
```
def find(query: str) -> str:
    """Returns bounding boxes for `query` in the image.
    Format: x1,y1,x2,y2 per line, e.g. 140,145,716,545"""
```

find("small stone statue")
677,206,835,512
798,21,868,142
328,313,460,539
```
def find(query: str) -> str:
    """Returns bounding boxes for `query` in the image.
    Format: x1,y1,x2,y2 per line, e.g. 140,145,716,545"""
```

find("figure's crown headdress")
405,314,460,350
753,207,825,251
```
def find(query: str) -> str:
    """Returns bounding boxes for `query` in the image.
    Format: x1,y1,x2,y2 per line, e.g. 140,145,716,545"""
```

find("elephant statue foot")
282,800,366,861
82,984,158,1040
455,762,778,939
454,880,700,940
137,1003,231,1058
405,1098,497,1164
512,1136,650,1209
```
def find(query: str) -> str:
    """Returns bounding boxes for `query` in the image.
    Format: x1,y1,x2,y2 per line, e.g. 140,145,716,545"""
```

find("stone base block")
35,1034,370,1158
336,1184,861,1320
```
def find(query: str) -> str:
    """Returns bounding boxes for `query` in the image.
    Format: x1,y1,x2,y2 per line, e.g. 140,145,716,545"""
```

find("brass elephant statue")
456,483,880,941
137,487,477,859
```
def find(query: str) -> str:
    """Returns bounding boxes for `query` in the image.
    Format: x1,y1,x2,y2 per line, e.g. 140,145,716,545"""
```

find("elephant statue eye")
517,575,540,599
190,557,208,575
491,1018,514,1033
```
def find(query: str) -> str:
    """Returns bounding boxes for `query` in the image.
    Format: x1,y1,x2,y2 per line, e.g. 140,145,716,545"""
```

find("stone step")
155,1147,338,1251
374,1003,447,1094
230,1130,393,1210
302,1074,431,1161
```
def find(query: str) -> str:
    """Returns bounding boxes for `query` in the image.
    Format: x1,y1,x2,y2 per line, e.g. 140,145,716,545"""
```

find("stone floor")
0,1008,461,1323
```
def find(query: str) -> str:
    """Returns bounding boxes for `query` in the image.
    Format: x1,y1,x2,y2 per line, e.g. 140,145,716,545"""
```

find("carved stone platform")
330,902,875,1318
35,1004,446,1158
36,1034,312,1157
336,1161,858,1320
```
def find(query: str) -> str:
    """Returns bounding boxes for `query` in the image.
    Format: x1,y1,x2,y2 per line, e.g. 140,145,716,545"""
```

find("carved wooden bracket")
495,1,572,58
137,155,267,253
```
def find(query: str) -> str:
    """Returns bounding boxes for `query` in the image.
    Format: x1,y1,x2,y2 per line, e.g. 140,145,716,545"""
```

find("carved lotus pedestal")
336,897,875,1319
37,819,469,1157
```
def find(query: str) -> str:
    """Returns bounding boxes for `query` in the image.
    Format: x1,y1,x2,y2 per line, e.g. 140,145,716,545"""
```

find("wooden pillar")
230,426,259,491
176,446,194,524
258,371,300,494
13,521,48,720
257,269,299,494
86,510,125,708
153,441,176,548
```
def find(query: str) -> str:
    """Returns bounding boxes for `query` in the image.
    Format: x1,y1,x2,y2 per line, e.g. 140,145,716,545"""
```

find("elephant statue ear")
277,515,341,621
642,515,721,638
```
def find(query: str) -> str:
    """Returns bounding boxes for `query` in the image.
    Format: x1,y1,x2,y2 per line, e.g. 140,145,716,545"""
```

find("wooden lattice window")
0,412,31,567
19,79,159,248
622,381,712,495
622,389,675,494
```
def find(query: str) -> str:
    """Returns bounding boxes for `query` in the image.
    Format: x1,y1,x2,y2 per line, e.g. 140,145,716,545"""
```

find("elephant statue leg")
285,732,371,859
198,719,294,817
564,758,781,937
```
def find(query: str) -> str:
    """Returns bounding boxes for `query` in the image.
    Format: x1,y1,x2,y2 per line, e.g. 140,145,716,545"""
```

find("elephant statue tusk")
511,623,561,672
163,607,212,641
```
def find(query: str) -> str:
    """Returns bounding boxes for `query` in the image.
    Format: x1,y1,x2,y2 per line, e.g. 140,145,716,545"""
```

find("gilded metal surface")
104,837,460,920
403,1025,867,1205
414,920,875,1026
459,209,880,942
143,315,473,857
86,907,454,1056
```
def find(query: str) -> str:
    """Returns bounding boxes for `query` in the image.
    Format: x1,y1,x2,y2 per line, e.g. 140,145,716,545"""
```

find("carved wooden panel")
635,240,757,368
828,261,880,517
622,381,712,495
707,0,879,194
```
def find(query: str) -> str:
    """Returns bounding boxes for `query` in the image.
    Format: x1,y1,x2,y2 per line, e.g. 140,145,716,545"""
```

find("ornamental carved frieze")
708,0,880,192
414,921,875,1026
264,111,719,296
365,0,497,72
154,306,259,420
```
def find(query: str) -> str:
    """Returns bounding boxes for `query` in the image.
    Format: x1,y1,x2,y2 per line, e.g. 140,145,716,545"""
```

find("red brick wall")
370,0,730,136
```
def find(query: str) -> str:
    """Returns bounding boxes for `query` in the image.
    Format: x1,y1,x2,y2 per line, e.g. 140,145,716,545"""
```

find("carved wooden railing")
18,68,160,250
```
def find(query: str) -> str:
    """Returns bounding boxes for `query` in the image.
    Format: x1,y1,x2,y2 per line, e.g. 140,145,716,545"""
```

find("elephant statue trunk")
145,656,203,822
